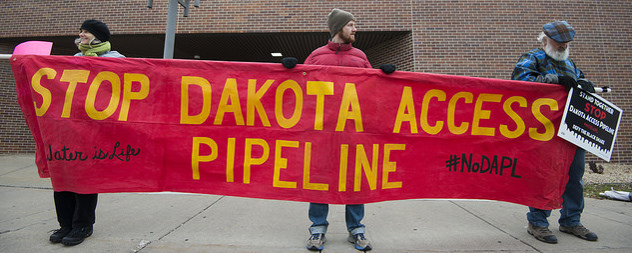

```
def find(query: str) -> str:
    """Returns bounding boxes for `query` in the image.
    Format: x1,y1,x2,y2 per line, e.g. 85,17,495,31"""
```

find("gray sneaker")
560,224,598,241
306,233,326,251
348,233,372,251
527,223,557,244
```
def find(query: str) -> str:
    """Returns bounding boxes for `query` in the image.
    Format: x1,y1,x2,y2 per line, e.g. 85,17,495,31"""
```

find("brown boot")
528,223,557,244
560,224,598,241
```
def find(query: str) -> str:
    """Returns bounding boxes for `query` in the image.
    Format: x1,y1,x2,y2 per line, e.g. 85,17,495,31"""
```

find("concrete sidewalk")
0,154,630,253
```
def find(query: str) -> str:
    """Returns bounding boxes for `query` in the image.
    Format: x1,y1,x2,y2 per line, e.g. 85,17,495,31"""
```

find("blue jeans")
527,148,585,227
308,203,365,235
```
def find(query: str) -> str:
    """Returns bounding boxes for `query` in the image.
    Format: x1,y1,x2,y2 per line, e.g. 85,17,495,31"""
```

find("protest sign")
558,87,622,161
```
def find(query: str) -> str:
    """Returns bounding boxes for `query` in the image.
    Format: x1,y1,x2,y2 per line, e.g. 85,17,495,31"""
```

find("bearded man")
303,8,373,252
278,8,395,252
511,21,597,244
302,10,371,68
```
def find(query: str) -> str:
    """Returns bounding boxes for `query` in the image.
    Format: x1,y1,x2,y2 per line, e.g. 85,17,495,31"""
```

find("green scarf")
77,41,111,57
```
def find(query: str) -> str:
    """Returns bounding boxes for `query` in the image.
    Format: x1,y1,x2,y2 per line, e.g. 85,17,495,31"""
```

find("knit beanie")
327,9,355,37
80,19,111,42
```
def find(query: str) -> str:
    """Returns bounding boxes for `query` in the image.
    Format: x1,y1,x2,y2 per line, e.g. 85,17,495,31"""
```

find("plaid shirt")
511,48,585,82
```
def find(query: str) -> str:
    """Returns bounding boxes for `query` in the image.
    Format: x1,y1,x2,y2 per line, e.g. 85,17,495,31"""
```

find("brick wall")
365,33,415,72
1,0,630,163
0,57,35,153
0,1,412,36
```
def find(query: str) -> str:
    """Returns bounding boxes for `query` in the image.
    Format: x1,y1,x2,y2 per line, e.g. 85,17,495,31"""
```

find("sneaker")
306,233,326,251
527,223,557,244
560,224,598,241
61,226,93,246
49,227,72,243
347,233,372,251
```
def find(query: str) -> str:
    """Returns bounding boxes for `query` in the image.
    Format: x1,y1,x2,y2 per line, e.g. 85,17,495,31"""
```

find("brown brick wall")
0,1,412,36
365,33,415,71
0,0,630,163
0,58,36,153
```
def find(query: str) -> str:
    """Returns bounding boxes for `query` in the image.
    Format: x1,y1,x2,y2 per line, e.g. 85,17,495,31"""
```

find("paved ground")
1,154,630,252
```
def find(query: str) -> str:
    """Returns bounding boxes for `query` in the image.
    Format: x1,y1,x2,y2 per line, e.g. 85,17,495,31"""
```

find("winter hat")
80,19,111,42
327,9,355,37
543,21,575,43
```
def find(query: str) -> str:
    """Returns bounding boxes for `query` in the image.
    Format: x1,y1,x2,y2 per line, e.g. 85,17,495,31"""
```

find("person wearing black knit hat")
80,19,110,42
48,19,125,247
74,19,124,57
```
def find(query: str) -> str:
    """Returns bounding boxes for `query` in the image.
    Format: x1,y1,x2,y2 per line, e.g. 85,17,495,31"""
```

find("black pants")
53,191,98,228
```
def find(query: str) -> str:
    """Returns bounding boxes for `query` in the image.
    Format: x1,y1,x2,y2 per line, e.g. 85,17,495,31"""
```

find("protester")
304,10,371,250
511,21,597,244
281,8,395,251
73,20,124,57
48,19,124,246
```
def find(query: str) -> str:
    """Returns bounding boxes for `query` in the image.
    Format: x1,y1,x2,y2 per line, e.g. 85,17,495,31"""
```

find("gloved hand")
557,76,578,91
379,64,396,74
577,79,596,93
534,73,558,83
281,57,298,69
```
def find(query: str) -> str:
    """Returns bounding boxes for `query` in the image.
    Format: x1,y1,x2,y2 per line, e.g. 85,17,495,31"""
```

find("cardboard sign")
558,87,622,161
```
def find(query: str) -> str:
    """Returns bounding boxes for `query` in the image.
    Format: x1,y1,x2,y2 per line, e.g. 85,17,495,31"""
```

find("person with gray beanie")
302,8,374,252
281,9,396,74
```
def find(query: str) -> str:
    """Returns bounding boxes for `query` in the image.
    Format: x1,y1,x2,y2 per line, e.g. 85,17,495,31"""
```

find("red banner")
11,55,575,209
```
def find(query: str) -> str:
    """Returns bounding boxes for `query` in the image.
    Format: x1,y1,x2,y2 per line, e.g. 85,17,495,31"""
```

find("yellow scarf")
77,41,111,56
